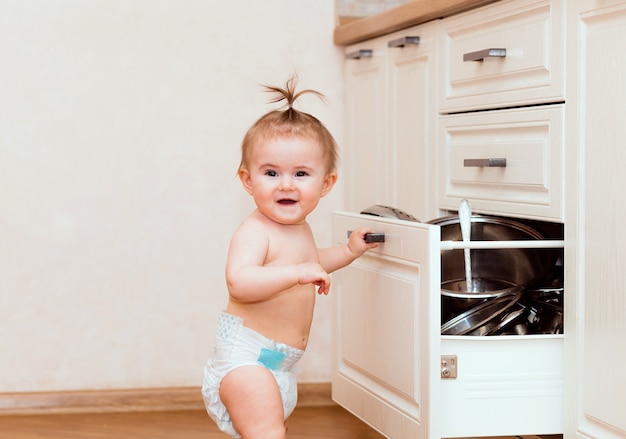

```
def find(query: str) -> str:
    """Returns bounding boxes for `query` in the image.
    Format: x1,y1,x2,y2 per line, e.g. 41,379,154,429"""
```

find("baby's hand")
348,227,381,258
297,262,331,295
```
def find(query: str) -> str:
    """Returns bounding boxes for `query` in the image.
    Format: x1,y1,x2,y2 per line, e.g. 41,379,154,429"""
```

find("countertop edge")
334,0,499,46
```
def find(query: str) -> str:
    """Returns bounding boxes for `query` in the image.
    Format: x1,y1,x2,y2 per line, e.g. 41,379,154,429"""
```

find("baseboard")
296,382,333,407
0,382,333,415
0,387,203,415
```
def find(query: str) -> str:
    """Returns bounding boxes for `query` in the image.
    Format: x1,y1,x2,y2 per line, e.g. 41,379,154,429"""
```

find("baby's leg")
220,365,287,439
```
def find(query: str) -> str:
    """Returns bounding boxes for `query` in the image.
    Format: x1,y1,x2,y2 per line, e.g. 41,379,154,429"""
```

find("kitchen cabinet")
564,1,626,438
343,21,438,222
333,0,625,437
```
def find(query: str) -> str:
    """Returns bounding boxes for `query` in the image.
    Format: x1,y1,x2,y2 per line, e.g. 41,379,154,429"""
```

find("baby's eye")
295,171,309,177
265,170,278,177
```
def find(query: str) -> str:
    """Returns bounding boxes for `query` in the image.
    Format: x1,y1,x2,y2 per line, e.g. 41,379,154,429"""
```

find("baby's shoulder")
232,214,270,241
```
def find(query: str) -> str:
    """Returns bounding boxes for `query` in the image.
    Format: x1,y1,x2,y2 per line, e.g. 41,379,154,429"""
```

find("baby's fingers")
350,227,381,253
316,278,331,295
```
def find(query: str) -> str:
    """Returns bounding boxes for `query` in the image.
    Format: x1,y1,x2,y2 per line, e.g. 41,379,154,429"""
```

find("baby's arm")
318,227,379,274
225,221,331,301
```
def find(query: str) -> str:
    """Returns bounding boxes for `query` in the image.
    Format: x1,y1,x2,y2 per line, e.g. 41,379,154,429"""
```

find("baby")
202,75,379,439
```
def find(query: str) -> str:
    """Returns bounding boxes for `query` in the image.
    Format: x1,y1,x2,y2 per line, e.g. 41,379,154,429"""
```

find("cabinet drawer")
441,336,563,437
439,105,564,222
439,0,565,113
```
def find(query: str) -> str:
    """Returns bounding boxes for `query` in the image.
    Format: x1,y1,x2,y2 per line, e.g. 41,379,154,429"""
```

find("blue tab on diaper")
258,348,286,371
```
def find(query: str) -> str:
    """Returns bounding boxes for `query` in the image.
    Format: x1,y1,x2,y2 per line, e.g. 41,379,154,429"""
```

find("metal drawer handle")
387,36,420,48
464,158,507,168
463,48,507,62
345,49,373,60
347,230,386,243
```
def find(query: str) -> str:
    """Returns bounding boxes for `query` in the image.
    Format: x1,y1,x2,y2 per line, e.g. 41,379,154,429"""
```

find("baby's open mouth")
278,198,297,205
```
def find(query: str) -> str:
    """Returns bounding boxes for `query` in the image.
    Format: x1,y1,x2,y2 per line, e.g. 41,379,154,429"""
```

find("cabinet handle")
345,49,373,60
387,36,420,48
464,158,507,167
347,230,386,243
463,48,507,62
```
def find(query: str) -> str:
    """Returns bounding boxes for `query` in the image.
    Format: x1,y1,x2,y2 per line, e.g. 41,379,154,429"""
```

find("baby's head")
239,76,338,176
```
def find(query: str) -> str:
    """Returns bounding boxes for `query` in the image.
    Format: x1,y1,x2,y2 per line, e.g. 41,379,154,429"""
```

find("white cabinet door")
565,2,626,438
387,22,439,222
344,39,388,213
332,212,441,439
343,22,438,220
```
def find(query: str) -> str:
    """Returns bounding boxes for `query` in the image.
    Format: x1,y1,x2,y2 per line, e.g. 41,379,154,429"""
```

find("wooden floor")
0,406,386,439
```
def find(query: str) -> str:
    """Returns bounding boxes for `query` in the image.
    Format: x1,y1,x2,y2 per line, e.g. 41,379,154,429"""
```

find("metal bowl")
441,278,519,323
441,289,522,336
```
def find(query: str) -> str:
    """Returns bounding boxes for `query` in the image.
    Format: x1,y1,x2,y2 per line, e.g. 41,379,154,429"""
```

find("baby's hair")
239,75,339,174
264,76,325,110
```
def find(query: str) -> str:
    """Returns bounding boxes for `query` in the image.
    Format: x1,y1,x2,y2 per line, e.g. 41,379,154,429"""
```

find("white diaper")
201,311,304,438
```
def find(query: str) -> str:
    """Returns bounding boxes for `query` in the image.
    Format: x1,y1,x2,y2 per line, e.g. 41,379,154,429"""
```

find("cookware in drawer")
438,0,565,113
439,105,564,222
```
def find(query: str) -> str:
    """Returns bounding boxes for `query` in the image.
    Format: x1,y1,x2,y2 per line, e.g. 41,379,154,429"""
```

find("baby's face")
239,136,336,225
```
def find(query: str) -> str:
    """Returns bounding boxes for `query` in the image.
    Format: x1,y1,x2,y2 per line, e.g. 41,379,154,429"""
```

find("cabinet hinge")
441,355,457,379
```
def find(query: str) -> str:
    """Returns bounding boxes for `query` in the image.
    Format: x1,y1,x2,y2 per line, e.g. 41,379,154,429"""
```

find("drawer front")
439,105,564,222
441,336,563,437
332,212,441,439
439,0,565,113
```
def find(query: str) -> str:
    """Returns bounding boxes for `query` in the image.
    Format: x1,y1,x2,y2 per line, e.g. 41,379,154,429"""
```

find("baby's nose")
279,175,295,190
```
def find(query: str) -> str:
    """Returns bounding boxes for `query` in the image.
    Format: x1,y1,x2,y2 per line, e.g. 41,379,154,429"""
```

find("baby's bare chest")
266,232,319,264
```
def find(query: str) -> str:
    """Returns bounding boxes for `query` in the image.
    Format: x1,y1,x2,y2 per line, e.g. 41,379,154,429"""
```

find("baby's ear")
239,169,254,195
321,172,337,197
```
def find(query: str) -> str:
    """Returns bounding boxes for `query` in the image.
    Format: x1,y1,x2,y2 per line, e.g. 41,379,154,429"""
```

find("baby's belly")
227,290,315,349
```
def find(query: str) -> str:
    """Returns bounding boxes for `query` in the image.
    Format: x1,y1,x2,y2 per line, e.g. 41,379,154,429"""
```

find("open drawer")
331,211,565,438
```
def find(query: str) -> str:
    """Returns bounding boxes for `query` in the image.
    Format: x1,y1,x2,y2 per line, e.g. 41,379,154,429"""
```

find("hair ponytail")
263,74,326,112
239,74,339,174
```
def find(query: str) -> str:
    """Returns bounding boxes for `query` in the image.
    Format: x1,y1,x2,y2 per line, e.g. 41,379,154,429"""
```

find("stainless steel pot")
470,301,529,336
429,214,556,286
429,215,558,325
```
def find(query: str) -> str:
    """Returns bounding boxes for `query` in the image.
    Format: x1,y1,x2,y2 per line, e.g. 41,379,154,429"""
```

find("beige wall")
0,0,344,392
